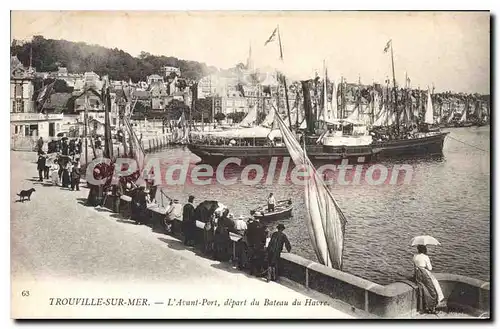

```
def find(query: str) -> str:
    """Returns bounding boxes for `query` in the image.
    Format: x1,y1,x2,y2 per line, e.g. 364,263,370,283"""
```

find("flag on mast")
264,27,278,46
264,26,284,61
383,39,392,53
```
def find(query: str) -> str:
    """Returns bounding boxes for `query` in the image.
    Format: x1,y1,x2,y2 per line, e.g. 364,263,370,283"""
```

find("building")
147,74,164,86
11,57,35,114
150,82,169,110
162,66,181,77
84,71,101,89
10,58,66,139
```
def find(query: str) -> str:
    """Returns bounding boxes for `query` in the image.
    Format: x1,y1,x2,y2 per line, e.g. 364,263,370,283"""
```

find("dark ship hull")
187,132,449,164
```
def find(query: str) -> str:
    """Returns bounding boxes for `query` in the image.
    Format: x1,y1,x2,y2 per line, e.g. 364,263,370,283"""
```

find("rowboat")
250,199,293,221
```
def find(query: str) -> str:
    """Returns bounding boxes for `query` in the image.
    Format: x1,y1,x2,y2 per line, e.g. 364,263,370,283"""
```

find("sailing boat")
455,101,474,128
172,112,190,145
274,107,347,269
187,35,449,164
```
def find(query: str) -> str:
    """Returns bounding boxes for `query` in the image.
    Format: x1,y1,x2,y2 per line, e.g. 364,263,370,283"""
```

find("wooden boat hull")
187,132,449,164
250,200,293,220
253,207,293,221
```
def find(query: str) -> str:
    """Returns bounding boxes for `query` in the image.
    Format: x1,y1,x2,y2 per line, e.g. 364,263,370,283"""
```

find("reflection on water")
150,126,490,285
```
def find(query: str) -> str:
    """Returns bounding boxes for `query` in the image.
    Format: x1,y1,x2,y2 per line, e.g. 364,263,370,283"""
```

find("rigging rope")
446,134,489,153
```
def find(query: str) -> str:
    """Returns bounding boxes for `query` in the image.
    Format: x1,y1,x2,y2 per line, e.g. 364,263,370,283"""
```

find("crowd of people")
122,190,291,282
31,136,447,309
35,137,82,190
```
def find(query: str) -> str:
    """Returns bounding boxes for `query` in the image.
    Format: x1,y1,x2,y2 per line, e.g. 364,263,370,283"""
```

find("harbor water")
150,126,490,285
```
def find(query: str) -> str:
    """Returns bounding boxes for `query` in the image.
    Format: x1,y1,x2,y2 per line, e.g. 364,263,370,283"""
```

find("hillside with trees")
11,36,218,82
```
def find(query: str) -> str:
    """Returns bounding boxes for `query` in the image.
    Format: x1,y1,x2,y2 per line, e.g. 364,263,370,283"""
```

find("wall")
102,195,490,318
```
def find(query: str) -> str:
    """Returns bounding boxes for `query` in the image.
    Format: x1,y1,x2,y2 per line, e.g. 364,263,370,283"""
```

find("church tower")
246,42,254,71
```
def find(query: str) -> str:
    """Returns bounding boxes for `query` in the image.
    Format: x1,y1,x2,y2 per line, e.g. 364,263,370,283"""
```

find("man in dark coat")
37,137,44,154
266,224,292,282
70,163,81,191
182,195,196,246
37,154,46,181
131,186,148,225
246,218,268,276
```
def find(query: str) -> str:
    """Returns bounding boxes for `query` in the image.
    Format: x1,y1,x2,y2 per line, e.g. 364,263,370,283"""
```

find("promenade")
11,151,356,319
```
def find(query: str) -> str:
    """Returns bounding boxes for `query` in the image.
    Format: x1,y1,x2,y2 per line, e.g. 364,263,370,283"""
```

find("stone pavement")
11,151,357,319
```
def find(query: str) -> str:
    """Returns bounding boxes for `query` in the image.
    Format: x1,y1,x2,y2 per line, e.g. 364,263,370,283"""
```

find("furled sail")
274,109,347,269
124,118,146,174
424,89,434,124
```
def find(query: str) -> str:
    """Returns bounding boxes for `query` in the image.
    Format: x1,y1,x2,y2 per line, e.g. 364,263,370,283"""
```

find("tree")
214,112,226,122
226,111,246,123
256,111,266,125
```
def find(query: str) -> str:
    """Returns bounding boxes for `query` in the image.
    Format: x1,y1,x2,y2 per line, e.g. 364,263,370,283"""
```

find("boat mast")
103,78,113,159
84,90,89,164
389,41,400,135
340,76,345,119
295,90,300,128
371,81,375,124
276,26,292,129
357,75,361,121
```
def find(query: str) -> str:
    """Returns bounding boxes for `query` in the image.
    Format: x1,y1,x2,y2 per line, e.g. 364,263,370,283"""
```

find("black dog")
17,188,36,202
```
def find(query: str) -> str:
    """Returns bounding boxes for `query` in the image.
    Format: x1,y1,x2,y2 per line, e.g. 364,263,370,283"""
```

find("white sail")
260,108,276,128
373,104,387,127
299,118,307,130
239,104,258,127
274,109,347,270
459,108,467,123
347,105,359,122
318,65,338,123
447,106,455,123
424,89,434,124
387,110,395,126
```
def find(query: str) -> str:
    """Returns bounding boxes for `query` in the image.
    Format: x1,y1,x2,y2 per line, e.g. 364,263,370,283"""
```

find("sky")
11,11,490,94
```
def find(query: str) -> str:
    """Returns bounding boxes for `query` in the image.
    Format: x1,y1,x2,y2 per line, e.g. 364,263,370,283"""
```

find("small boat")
250,199,293,221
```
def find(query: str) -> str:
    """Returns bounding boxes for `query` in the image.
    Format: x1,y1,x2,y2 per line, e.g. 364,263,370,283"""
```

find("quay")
11,151,355,319
10,151,490,319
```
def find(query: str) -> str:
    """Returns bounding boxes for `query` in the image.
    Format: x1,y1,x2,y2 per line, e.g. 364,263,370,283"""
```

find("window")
15,84,23,98
15,99,23,113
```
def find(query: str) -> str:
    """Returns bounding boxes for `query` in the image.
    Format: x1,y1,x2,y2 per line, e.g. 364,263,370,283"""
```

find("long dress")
413,254,445,313
182,203,196,245
203,218,215,256
213,221,231,262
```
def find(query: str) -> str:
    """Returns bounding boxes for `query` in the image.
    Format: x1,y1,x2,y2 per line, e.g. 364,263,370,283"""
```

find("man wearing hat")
266,224,292,282
131,184,148,225
164,199,182,234
233,215,248,236
182,195,196,246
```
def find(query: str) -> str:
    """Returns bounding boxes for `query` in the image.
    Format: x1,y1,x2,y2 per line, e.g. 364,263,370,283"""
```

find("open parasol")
411,235,441,246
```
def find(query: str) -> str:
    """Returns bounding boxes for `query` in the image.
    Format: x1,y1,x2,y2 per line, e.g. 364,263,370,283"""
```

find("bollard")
149,139,152,152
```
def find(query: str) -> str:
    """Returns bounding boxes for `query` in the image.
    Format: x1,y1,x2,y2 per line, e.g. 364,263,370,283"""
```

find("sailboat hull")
187,132,449,164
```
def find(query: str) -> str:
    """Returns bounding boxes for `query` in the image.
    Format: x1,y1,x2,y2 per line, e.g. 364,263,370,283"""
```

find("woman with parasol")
411,235,445,314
